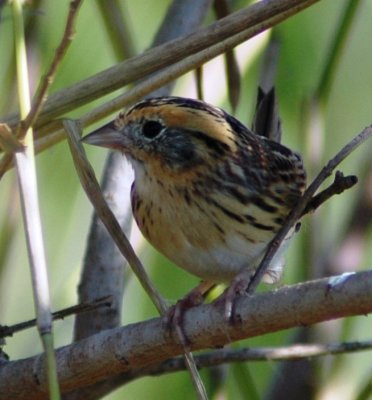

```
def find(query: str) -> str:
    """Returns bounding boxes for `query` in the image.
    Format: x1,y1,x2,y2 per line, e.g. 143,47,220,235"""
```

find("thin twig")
0,123,24,153
302,171,358,216
83,339,372,390
137,339,372,377
247,125,372,294
0,297,113,339
0,0,84,178
21,0,84,135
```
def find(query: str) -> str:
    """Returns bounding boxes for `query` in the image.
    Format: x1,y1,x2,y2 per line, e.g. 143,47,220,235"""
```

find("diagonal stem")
247,125,372,294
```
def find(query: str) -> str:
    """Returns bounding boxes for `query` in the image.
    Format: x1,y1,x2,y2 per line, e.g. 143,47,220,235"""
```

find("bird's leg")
215,266,280,323
217,270,256,323
218,227,300,322
165,280,216,346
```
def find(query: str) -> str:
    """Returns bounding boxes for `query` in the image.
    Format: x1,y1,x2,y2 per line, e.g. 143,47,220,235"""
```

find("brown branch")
1,271,371,399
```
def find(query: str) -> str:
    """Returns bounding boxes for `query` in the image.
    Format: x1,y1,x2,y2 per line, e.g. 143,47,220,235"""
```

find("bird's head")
82,97,239,177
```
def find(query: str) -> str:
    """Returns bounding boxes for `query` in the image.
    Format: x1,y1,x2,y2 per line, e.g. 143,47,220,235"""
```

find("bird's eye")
142,120,163,139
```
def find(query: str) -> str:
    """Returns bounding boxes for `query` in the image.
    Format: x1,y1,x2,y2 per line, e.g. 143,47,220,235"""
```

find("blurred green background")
0,1,371,399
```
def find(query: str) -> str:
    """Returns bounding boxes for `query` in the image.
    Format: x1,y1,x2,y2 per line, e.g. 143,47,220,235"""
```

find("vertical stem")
12,0,60,398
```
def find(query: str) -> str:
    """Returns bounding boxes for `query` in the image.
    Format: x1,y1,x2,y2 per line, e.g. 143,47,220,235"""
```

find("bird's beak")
81,122,125,150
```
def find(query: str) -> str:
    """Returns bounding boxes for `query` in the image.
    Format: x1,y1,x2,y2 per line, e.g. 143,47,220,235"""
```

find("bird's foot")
213,269,260,324
164,281,215,346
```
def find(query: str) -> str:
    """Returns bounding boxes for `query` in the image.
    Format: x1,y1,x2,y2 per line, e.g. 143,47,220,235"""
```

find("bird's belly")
132,183,283,283
175,239,266,282
149,222,269,283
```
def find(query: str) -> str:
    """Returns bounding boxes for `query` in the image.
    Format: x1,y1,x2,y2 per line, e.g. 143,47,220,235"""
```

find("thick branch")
1,271,371,399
